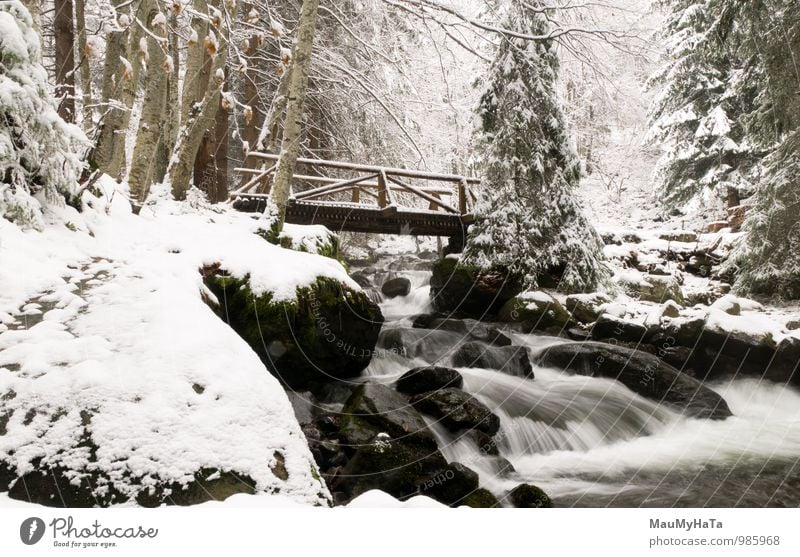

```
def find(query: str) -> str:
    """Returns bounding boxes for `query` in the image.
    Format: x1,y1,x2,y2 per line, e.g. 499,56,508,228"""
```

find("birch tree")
128,5,170,202
270,0,320,230
168,0,233,200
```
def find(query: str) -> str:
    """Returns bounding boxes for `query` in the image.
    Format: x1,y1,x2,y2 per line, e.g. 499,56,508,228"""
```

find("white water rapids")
361,267,800,507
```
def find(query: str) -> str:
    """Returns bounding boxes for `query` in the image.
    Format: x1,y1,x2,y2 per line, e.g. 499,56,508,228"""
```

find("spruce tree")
647,0,758,214
0,1,83,227
716,0,800,298
461,0,608,293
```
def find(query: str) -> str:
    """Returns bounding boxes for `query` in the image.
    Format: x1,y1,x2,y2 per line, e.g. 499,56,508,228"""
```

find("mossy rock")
332,438,448,502
136,468,257,507
617,274,684,304
204,273,383,388
6,464,129,507
257,225,346,268
430,257,521,317
497,292,573,332
462,487,501,508
565,293,611,324
417,462,480,506
506,483,553,508
339,384,437,449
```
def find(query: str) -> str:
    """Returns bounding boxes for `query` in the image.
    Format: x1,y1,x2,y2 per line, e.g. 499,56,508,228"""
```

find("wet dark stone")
396,366,464,395
339,384,437,449
381,277,412,298
410,388,501,435
536,341,732,420
506,484,553,508
451,341,533,378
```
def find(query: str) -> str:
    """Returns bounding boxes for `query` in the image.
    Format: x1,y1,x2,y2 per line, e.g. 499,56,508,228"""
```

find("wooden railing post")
458,179,467,215
351,187,360,203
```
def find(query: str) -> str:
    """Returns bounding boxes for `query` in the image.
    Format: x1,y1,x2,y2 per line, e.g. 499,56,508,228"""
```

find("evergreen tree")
717,0,800,298
461,0,608,293
647,0,759,214
0,1,83,227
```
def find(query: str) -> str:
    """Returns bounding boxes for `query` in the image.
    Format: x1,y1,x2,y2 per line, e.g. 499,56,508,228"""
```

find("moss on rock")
204,273,383,388
430,257,521,317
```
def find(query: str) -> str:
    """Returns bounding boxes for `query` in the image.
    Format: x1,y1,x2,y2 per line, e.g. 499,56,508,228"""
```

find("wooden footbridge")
232,153,479,236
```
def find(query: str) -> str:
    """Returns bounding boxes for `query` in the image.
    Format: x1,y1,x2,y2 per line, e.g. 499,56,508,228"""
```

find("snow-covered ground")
0,179,359,506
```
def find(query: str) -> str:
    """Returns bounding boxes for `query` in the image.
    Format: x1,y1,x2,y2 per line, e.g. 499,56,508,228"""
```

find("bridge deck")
232,196,472,236
233,154,478,237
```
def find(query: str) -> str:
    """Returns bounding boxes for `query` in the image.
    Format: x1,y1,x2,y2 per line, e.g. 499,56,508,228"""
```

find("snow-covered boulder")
565,292,612,323
497,290,573,332
616,271,684,304
204,272,383,389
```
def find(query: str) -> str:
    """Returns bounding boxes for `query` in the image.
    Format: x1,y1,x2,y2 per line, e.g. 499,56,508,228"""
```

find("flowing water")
357,260,800,507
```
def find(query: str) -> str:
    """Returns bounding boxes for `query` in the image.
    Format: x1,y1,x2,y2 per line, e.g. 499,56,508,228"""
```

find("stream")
352,254,800,507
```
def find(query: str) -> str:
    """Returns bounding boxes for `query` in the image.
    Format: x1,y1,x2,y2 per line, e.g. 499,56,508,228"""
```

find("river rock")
339,384,437,448
617,273,684,304
565,293,612,323
410,388,501,435
350,271,372,288
332,437,448,502
659,230,698,243
381,277,412,298
413,316,514,347
451,341,534,378
396,366,464,394
535,341,732,419
378,327,462,362
417,462,480,505
590,314,650,344
505,484,553,508
710,295,741,315
430,257,521,317
497,291,573,333
204,273,383,389
461,488,501,508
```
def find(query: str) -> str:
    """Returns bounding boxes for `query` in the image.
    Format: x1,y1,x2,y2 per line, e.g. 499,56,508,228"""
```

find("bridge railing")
233,153,479,216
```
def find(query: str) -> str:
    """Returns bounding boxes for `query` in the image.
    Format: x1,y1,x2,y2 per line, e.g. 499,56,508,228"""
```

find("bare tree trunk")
195,92,230,203
91,0,139,177
181,0,210,128
54,0,75,122
128,9,169,202
238,5,267,187
212,99,229,202
152,11,181,183
271,0,320,230
168,0,233,200
74,0,92,129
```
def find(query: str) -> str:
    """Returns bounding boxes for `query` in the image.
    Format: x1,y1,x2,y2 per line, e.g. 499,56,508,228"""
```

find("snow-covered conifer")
0,1,83,227
461,0,609,293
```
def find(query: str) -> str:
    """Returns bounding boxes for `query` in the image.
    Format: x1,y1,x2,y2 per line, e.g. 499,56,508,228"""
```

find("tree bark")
194,93,230,203
238,6,268,188
271,0,320,229
54,0,76,122
181,0,210,129
74,0,92,128
128,9,169,202
91,0,142,178
168,0,233,200
152,10,181,183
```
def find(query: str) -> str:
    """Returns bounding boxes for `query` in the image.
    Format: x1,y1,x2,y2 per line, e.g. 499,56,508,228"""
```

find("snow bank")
0,180,347,505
